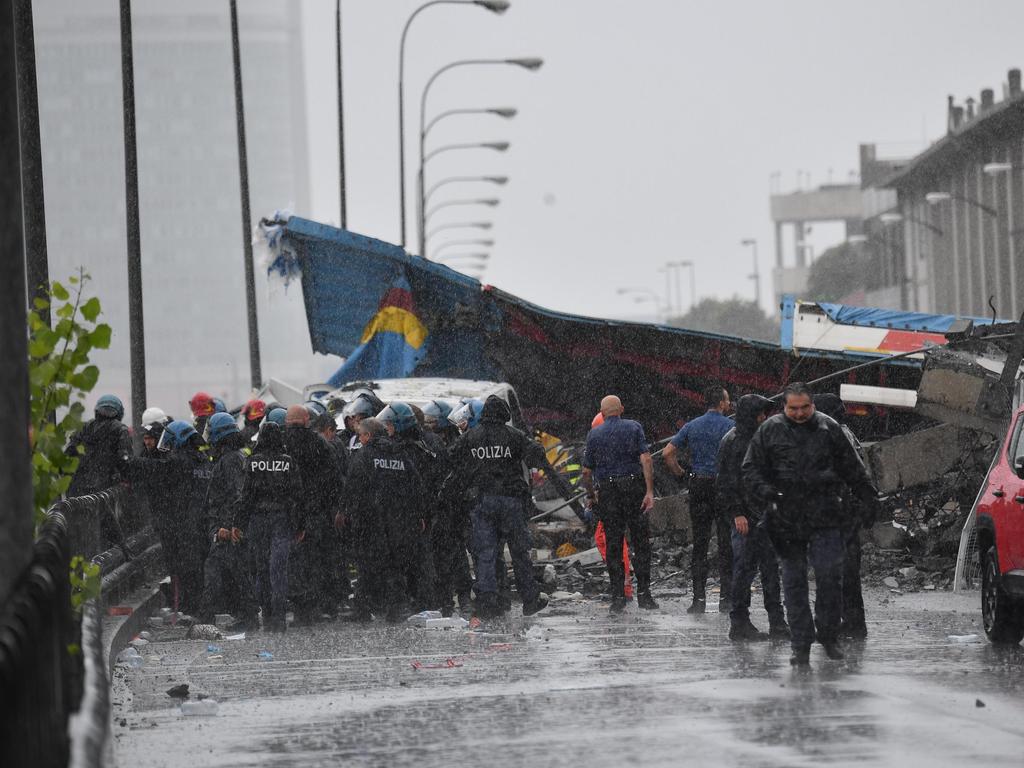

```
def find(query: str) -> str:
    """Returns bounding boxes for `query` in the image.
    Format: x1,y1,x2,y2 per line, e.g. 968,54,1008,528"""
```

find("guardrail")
0,485,159,768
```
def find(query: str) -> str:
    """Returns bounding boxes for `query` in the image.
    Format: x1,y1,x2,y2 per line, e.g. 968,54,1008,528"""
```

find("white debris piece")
947,634,982,643
181,699,220,716
406,610,443,626
116,648,143,668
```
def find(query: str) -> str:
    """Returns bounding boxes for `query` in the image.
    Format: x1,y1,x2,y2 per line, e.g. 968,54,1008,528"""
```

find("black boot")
522,594,548,616
789,647,810,666
729,620,768,642
636,591,659,610
822,641,845,660
609,596,627,614
768,621,792,640
839,621,867,640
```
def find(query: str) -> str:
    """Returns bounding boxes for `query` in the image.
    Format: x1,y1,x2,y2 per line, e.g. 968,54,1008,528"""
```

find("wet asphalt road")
111,589,1024,767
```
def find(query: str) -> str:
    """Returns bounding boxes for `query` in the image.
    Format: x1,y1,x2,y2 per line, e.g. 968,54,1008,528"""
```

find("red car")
976,403,1024,644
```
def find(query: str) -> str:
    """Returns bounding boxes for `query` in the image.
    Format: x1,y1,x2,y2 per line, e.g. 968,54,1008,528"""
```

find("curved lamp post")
397,0,510,247
432,238,495,259
417,57,541,252
426,221,493,240
425,174,508,206
424,196,500,225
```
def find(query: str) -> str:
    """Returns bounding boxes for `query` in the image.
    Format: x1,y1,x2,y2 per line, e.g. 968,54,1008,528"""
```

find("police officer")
664,385,735,614
188,391,217,441
423,399,459,446
716,395,789,641
283,405,346,622
450,395,572,619
234,421,303,633
814,393,875,640
66,394,133,552
345,417,430,622
240,399,266,442
743,382,879,666
129,420,213,616
198,413,258,630
339,394,379,452
581,395,658,613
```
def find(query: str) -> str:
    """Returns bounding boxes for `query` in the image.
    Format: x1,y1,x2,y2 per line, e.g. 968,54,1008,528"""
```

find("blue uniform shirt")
582,416,649,482
670,410,733,478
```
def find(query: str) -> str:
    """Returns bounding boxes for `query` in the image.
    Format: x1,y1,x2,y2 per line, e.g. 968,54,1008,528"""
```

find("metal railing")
0,485,157,768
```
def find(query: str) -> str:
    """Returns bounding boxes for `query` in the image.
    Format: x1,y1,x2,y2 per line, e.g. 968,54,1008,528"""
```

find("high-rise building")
33,0,331,422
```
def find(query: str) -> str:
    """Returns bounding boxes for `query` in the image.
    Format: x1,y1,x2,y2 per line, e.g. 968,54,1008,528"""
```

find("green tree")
28,270,112,526
805,242,874,303
670,297,780,343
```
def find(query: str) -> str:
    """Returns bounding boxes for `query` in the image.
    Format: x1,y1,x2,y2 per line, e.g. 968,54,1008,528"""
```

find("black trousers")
842,522,866,630
597,476,652,598
689,476,732,602
199,542,258,624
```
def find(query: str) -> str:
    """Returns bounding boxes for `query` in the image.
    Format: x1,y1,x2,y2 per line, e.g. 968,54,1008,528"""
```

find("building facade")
33,1,326,422
882,68,1024,320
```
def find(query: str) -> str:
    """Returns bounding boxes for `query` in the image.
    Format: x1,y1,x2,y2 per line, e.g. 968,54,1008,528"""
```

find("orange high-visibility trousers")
594,520,633,598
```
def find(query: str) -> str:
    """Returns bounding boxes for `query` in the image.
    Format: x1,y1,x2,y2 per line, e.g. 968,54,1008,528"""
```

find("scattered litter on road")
116,648,143,668
224,632,246,641
883,576,899,589
180,699,219,716
148,616,164,628
406,610,442,625
424,617,470,629
976,698,986,708
411,658,463,670
129,638,149,649
947,634,982,643
187,624,222,640
549,591,583,601
166,684,189,699
206,644,223,654
214,613,233,628
257,650,274,660
138,631,152,641
486,643,514,652
107,606,133,617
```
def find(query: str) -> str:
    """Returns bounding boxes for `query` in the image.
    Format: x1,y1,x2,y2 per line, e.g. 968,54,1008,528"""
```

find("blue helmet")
449,398,484,431
212,398,228,414
422,399,454,430
207,412,239,445
266,407,287,426
377,401,417,433
95,394,125,421
157,420,197,451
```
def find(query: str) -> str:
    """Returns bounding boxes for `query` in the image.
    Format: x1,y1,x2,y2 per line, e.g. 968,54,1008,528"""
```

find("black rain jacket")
716,395,771,523
66,416,132,496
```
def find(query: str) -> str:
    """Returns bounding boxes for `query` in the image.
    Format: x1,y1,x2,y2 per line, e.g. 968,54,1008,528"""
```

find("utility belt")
597,473,643,490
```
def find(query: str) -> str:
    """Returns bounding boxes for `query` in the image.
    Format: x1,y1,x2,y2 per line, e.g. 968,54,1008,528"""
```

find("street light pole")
424,175,508,206
417,58,540,254
741,238,760,306
119,0,146,441
230,0,261,391
431,238,495,259
397,0,510,248
424,197,500,226
336,0,346,228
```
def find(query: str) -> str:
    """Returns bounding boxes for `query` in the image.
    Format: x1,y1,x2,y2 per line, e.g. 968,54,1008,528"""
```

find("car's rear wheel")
982,546,1024,644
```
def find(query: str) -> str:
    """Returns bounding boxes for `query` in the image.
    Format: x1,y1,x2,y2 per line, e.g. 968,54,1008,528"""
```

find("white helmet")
141,406,167,426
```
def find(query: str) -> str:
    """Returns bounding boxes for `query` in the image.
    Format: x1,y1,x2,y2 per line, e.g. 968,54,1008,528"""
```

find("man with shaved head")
581,395,658,613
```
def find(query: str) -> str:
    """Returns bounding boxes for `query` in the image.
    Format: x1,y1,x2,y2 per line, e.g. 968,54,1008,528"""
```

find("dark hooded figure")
66,394,132,553
814,393,874,640
344,417,431,622
716,394,789,641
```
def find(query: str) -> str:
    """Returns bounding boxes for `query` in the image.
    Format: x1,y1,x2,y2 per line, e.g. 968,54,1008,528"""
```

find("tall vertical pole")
673,265,682,316
0,0,33,605
119,0,146,445
14,0,48,324
336,0,347,229
230,0,261,390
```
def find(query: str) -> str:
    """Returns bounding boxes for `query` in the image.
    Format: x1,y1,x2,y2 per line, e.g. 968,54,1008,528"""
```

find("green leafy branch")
28,269,112,526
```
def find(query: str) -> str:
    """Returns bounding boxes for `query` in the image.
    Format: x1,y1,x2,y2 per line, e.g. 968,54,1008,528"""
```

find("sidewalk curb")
103,584,165,677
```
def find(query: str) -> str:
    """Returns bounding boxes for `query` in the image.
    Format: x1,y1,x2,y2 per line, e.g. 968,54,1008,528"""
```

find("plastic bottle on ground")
180,699,219,716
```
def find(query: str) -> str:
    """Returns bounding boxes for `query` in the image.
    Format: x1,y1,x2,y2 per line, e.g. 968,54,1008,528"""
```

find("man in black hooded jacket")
448,395,575,618
66,394,132,552
743,382,879,666
716,394,789,641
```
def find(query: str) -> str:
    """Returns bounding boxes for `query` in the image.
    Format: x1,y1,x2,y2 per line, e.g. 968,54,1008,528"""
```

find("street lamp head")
474,0,510,14
508,57,543,71
484,142,510,152
983,162,1013,176
490,107,518,118
740,238,756,246
439,253,490,261
879,212,904,224
485,176,509,185
925,192,952,205
479,198,501,206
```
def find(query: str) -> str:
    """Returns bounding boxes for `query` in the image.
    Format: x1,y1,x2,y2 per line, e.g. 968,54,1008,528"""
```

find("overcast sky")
296,0,1024,322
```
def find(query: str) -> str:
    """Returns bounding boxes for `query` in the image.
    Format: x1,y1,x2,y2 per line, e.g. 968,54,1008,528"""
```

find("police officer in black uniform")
449,395,576,619
581,395,658,613
345,417,431,622
234,421,303,633
198,413,258,629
